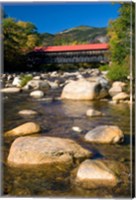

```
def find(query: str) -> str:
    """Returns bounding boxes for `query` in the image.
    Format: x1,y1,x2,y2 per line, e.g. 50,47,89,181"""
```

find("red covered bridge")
28,43,109,65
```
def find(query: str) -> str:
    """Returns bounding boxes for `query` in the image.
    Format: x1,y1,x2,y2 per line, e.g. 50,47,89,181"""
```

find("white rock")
18,109,38,115
12,77,21,87
72,126,82,133
30,90,44,98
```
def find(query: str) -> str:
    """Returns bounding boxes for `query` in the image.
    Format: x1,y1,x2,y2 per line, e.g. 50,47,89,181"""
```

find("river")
2,83,133,198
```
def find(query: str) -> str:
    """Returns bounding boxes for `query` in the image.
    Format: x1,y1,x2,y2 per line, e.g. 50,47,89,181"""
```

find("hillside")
39,25,108,46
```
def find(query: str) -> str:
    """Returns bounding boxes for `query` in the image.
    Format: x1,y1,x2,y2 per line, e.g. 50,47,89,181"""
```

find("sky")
3,2,121,34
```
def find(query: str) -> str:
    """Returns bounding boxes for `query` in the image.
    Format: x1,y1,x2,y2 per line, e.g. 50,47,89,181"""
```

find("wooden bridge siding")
41,55,106,64
27,49,108,65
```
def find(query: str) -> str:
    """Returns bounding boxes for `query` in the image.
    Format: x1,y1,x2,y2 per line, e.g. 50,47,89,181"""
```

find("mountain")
39,25,108,46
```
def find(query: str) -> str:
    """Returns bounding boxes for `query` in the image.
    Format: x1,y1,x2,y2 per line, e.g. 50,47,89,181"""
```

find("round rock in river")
7,136,92,166
75,159,117,189
30,90,44,98
4,122,41,137
61,79,108,100
85,125,124,144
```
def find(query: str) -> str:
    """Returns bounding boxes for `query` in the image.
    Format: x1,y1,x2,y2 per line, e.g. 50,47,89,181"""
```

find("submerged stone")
86,108,103,117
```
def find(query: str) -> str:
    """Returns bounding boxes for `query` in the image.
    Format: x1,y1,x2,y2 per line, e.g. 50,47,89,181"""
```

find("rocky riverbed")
1,68,133,198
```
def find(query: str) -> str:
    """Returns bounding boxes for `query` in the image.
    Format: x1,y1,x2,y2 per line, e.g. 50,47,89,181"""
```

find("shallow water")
2,87,133,198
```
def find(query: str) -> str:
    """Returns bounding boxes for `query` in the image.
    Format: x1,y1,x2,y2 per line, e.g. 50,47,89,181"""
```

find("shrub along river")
2,74,133,198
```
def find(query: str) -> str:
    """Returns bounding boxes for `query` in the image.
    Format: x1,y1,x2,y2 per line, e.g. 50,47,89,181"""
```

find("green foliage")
108,3,134,65
3,17,40,71
99,64,109,71
107,63,129,81
19,74,33,87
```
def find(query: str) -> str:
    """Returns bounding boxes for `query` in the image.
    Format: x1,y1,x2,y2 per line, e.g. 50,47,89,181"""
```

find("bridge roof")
34,43,109,53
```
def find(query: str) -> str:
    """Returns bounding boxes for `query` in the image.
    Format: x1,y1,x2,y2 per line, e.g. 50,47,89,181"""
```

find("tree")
3,17,40,71
107,3,135,81
108,3,134,65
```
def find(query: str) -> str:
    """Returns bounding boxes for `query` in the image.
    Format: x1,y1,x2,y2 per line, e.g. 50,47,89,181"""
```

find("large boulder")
75,159,117,189
4,122,41,137
85,125,124,144
7,136,92,166
61,79,108,100
0,87,21,93
26,80,50,90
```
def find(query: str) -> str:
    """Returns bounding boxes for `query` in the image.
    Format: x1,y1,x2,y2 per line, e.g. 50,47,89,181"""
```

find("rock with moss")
19,74,33,87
